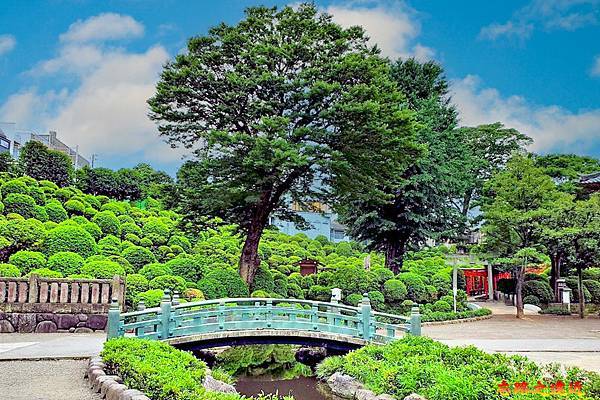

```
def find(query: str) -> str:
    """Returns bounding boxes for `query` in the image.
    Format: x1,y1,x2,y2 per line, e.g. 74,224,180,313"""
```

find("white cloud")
452,75,600,154
479,0,599,40
0,34,16,56
325,2,434,60
591,55,600,76
60,13,144,43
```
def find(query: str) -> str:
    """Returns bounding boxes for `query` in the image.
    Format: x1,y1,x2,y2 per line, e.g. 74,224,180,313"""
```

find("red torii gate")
462,268,511,297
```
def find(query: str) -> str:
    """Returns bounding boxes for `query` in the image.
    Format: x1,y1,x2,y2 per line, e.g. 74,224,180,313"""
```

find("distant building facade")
29,131,90,168
580,172,600,192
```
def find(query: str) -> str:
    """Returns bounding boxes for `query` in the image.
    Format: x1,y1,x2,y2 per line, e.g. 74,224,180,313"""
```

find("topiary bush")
80,260,125,279
43,225,97,258
134,289,165,308
142,217,170,238
199,268,249,299
0,263,21,277
431,299,452,312
583,280,600,304
398,272,429,303
4,193,37,218
64,199,85,215
345,293,363,306
26,267,63,278
252,264,275,293
92,210,121,237
44,201,68,223
383,279,408,303
307,284,330,301
164,256,202,282
122,246,156,272
523,295,541,307
47,251,85,276
8,250,47,274
523,280,554,304
368,290,385,311
149,275,187,296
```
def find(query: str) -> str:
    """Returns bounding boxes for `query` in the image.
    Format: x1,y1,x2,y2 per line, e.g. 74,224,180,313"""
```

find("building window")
331,229,345,240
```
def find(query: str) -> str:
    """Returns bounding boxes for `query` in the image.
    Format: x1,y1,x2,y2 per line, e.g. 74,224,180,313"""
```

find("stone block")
16,313,37,333
106,383,128,400
0,320,15,333
376,395,396,400
87,314,107,330
75,327,94,334
403,395,427,400
203,375,237,393
101,378,119,396
78,314,89,321
35,320,57,333
356,389,378,400
94,375,116,392
56,314,79,330
327,373,362,399
119,389,145,400
88,369,106,388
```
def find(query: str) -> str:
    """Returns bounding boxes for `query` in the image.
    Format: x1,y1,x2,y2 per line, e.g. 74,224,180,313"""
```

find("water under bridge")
106,292,421,351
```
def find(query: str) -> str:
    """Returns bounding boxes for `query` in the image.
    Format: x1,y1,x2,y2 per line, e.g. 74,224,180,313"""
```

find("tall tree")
149,4,419,283
18,140,74,187
535,154,600,197
336,58,465,272
481,155,559,318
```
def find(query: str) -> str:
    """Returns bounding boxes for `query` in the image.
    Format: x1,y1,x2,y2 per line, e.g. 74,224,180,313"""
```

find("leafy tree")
0,152,14,173
149,4,418,283
535,153,600,196
18,141,73,187
481,155,558,318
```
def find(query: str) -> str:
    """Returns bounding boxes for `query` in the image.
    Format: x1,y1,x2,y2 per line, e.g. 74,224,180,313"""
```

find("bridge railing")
107,291,421,343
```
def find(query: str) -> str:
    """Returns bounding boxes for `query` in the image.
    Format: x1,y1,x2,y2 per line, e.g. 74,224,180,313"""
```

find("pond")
235,375,342,400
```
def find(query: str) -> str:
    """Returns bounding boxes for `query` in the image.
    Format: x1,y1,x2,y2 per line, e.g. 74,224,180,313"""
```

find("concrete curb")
0,356,92,362
422,314,492,326
84,356,150,400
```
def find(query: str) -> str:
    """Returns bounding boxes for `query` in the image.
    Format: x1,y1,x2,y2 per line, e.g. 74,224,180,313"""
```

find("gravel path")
0,359,101,400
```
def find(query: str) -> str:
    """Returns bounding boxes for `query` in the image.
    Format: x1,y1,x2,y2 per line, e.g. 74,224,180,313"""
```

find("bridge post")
135,301,146,337
218,300,225,330
159,290,172,340
107,297,120,339
410,304,421,336
360,293,372,340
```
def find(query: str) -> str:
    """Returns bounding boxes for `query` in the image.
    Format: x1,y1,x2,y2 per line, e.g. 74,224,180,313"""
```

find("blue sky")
0,0,599,174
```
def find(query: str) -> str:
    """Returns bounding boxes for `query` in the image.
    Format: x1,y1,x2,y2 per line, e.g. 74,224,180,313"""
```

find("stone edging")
85,356,150,400
326,372,426,400
421,314,492,326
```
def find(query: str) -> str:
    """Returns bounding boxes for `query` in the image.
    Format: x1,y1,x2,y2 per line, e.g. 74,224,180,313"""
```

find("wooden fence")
0,275,125,314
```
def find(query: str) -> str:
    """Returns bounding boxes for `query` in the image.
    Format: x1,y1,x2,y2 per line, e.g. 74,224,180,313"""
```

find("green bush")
583,280,600,304
122,246,156,272
307,285,330,301
198,277,226,300
383,279,407,303
1,179,28,197
332,264,369,296
167,235,191,253
135,289,165,307
64,199,85,215
583,268,600,281
523,280,553,304
251,264,275,293
142,217,170,238
4,193,37,218
431,299,452,312
345,293,363,306
149,275,187,295
26,267,63,278
566,277,591,303
139,263,172,281
368,290,385,311
398,272,429,303
0,263,20,277
33,206,49,222
540,305,572,315
43,225,97,258
92,210,121,237
523,295,541,307
121,222,142,238
203,268,249,298
287,282,304,299
44,201,68,222
98,235,122,256
8,251,47,274
80,260,125,279
164,256,202,282
47,251,85,276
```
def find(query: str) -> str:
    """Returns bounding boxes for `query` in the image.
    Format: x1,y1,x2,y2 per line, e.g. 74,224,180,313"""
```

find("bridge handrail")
171,297,362,313
372,310,411,322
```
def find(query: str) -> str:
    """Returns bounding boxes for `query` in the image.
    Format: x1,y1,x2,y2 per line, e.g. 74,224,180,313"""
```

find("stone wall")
0,311,107,333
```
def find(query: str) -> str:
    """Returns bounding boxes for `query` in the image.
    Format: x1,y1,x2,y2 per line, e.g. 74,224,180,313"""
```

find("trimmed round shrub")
251,290,270,298
101,201,129,215
167,235,191,253
44,201,68,223
8,251,47,274
80,260,125,279
98,235,122,256
47,251,85,276
346,293,363,306
122,246,156,272
332,264,369,296
149,275,187,296
164,256,202,282
432,299,452,312
523,280,553,304
64,199,85,215
26,268,62,278
34,206,49,222
107,255,134,275
368,290,385,311
142,217,170,238
316,271,333,287
43,225,97,258
251,264,275,293
28,187,47,205
383,279,408,303
287,283,304,299
92,211,121,237
0,263,20,277
398,273,429,303
200,268,248,298
582,268,600,281
272,276,289,297
307,285,331,301
135,289,164,308
139,263,172,281
197,277,226,299
368,267,395,288
1,218,46,249
121,222,142,238
523,295,541,307
140,237,153,248
184,288,205,302
583,280,600,304
4,193,37,218
1,179,28,197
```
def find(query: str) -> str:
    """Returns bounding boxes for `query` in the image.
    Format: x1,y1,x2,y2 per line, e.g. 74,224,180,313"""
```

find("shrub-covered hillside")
0,174,473,317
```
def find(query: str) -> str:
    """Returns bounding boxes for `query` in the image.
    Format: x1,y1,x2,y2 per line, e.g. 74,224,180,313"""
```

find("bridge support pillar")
360,293,372,340
410,305,421,336
159,290,172,340
107,297,120,339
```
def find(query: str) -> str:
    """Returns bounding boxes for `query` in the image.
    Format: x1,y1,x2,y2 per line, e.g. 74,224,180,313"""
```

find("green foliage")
307,285,330,301
523,280,554,304
47,251,85,276
583,280,600,304
64,199,85,215
92,210,121,237
43,225,97,258
164,256,202,282
202,268,249,298
8,250,47,274
0,263,20,277
346,293,363,306
383,279,408,303
149,275,187,295
252,264,275,293
431,299,452,312
523,295,541,306
139,263,172,281
398,272,429,303
1,179,29,197
44,201,68,223
26,267,63,278
19,140,74,187
122,246,156,272
4,193,37,218
81,260,125,279
135,289,164,308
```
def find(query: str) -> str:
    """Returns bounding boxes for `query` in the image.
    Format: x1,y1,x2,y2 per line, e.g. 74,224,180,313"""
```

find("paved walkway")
424,301,600,372
0,332,105,360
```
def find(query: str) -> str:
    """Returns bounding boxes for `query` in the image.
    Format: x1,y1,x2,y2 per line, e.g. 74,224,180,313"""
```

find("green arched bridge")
107,292,421,351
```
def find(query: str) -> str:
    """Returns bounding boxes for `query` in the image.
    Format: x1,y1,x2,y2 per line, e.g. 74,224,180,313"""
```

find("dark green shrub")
583,280,600,304
92,210,121,237
139,263,172,281
165,256,202,282
540,305,572,315
368,267,394,288
43,225,97,258
101,338,207,400
142,217,170,238
272,276,289,297
398,273,428,303
64,199,85,215
1,179,28,197
34,206,49,222
26,267,62,278
345,293,363,306
583,268,600,281
316,271,333,287
121,222,142,238
307,285,330,301
135,289,165,307
287,283,304,299
332,264,369,296
122,246,156,272
523,280,553,304
149,275,187,295
80,260,125,279
0,263,20,277
523,295,540,306
4,193,37,218
566,277,591,303
44,201,68,222
252,264,275,293
368,290,385,311
431,299,452,312
383,279,407,303
200,268,248,298
8,250,47,274
496,278,516,294
47,251,85,276
167,235,191,253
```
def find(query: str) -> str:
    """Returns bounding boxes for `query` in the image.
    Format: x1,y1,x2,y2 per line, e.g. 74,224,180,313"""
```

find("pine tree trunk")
238,199,271,285
515,265,525,319
384,239,406,274
550,254,562,302
577,266,585,319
